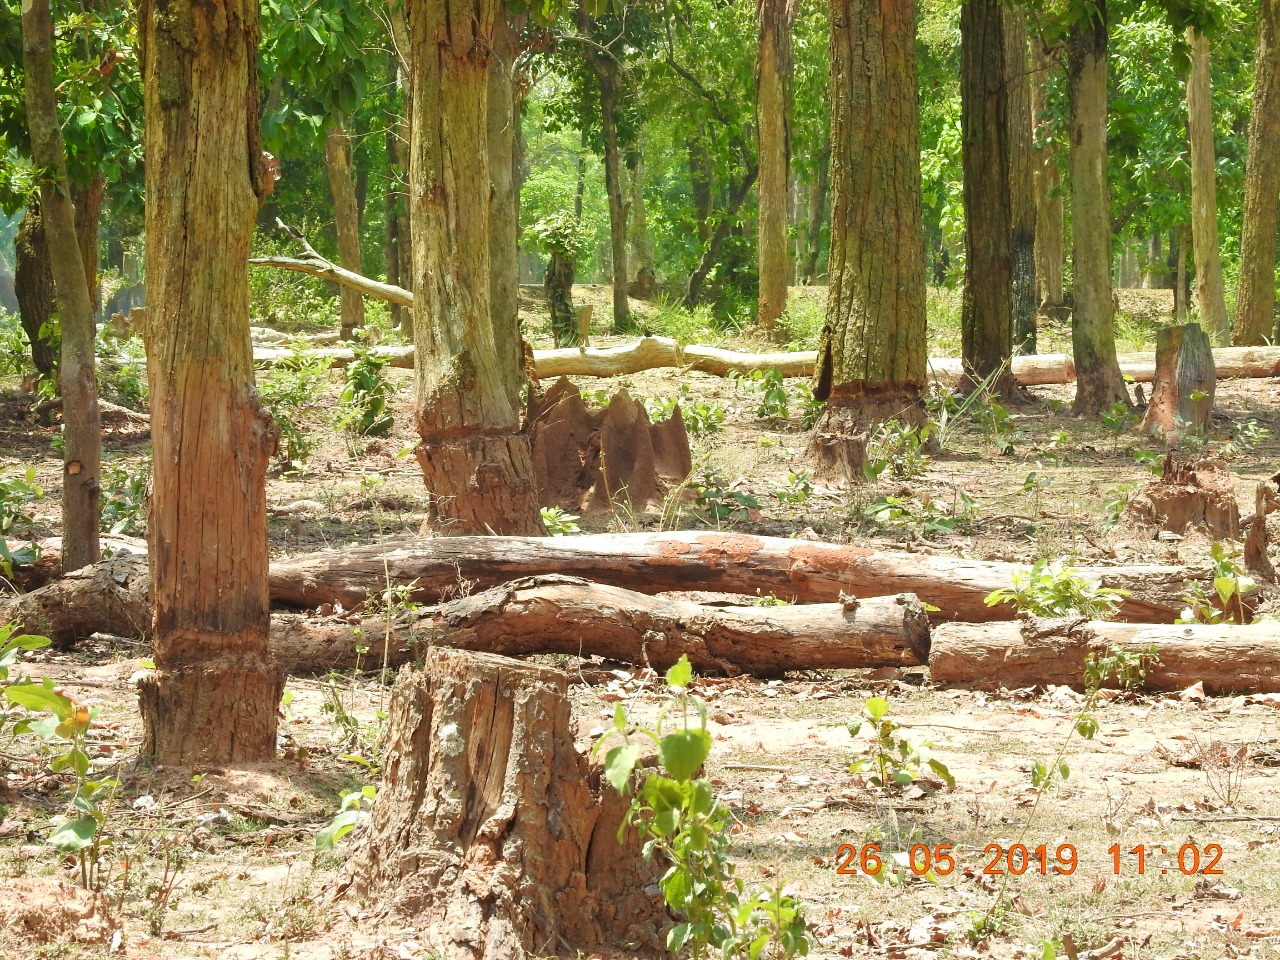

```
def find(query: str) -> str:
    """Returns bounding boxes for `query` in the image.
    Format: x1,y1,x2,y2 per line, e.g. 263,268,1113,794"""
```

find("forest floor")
1,284,1279,959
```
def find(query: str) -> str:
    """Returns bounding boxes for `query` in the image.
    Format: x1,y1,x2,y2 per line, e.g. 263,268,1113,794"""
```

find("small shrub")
1178,541,1257,624
984,560,1127,620
337,347,396,439
693,471,759,522
540,506,581,536
0,467,44,576
847,696,955,791
258,341,331,468
772,470,813,505
864,420,932,482
100,460,150,535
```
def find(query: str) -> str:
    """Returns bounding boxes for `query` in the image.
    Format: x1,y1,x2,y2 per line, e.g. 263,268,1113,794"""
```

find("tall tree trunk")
960,0,1016,398
324,117,367,340
384,123,405,331
1031,37,1064,315
1065,2,1129,416
22,0,100,573
13,201,57,377
683,163,759,307
1004,11,1037,357
137,0,283,764
488,14,525,410
809,0,927,477
1185,28,1230,344
755,0,798,338
71,176,104,316
389,4,414,337
1234,0,1280,345
801,135,830,284
689,129,714,245
628,152,656,296
408,0,543,536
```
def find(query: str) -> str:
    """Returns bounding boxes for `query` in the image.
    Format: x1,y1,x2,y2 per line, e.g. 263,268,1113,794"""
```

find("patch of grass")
646,300,722,345
926,286,963,356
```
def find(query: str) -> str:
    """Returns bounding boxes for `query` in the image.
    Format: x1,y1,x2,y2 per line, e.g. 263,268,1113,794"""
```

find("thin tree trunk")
21,0,100,573
14,201,57,377
628,152,656,296
756,0,798,338
1234,0,1280,346
137,0,283,763
71,176,104,316
384,123,405,330
408,0,543,536
960,0,1016,398
810,0,927,477
1065,3,1129,416
324,117,366,339
1185,28,1230,344
1174,225,1190,320
1031,37,1064,316
683,163,759,307
801,136,830,283
388,4,414,337
1004,11,1037,357
689,129,714,245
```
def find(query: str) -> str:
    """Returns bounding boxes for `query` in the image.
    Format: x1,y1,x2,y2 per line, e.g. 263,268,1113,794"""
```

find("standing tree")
959,0,1016,398
21,0,100,572
1004,10,1038,356
755,0,799,337
1031,36,1065,318
1064,0,1129,415
809,0,927,476
1234,0,1280,345
408,0,543,535
137,0,284,763
1184,26,1229,343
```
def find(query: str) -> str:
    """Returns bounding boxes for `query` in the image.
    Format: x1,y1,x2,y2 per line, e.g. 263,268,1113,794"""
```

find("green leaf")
665,654,693,690
659,730,711,781
603,743,640,793
315,809,362,852
49,816,98,852
5,682,74,720
864,696,890,721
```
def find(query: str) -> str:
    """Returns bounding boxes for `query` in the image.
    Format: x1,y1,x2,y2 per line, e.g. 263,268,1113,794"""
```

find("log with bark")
340,648,669,958
930,617,1280,694
266,531,1196,624
269,576,931,675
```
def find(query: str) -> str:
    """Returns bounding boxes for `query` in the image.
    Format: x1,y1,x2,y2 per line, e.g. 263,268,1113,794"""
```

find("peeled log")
341,649,668,958
930,619,1280,693
266,531,1197,624
268,576,931,675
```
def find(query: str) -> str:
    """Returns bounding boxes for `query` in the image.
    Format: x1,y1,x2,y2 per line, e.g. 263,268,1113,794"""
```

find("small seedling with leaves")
1178,541,1258,624
984,560,1126,620
596,656,811,960
847,697,954,791
540,506,581,536
863,420,933,482
0,468,44,576
316,785,377,854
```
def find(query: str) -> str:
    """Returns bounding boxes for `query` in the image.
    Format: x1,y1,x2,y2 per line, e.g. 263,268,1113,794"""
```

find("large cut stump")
930,619,1280,693
1123,454,1240,540
528,378,691,514
1140,323,1215,442
268,577,931,675
342,649,667,959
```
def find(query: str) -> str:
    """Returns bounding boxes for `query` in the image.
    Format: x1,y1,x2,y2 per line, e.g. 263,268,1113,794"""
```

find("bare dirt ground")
2,285,1280,959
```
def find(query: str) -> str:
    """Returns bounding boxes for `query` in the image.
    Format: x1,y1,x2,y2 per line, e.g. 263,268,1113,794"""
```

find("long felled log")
930,618,1280,693
269,576,931,675
267,531,1196,624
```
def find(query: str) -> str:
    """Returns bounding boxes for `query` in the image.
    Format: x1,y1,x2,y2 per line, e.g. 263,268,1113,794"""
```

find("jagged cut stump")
1123,454,1240,540
1140,323,1215,442
528,378,692,514
343,649,667,959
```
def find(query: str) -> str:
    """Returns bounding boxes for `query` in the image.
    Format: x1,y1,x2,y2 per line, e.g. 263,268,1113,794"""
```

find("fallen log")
266,531,1197,624
0,551,149,645
1119,345,1280,383
269,576,932,675
929,618,1280,693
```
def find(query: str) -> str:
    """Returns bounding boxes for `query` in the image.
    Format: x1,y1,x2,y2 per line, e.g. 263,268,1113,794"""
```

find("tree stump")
528,378,692,514
1244,481,1280,584
343,649,667,959
1123,454,1240,541
1140,322,1215,442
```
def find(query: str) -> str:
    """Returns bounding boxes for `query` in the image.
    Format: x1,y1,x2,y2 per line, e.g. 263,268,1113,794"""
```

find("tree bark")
408,0,543,536
960,0,1016,398
14,201,57,377
1185,28,1230,345
388,5,414,337
930,619,1280,694
71,176,104,316
1004,12,1038,357
267,531,1196,625
1138,324,1216,442
341,650,668,957
1065,2,1130,416
137,0,283,764
627,153,656,298
271,578,931,676
488,14,526,409
1234,0,1280,346
1031,38,1064,318
544,249,578,347
22,0,101,573
811,0,928,477
324,117,367,340
800,135,830,284
689,128,714,245
756,0,799,338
